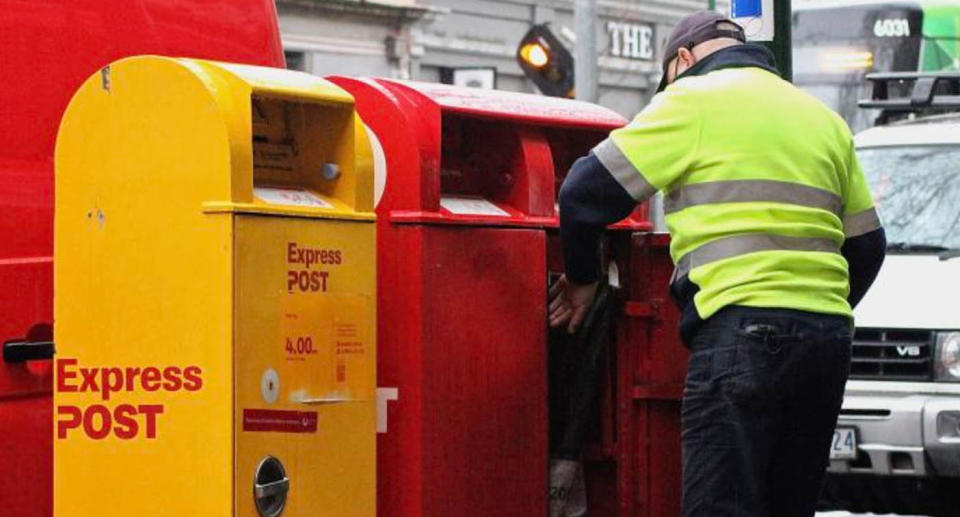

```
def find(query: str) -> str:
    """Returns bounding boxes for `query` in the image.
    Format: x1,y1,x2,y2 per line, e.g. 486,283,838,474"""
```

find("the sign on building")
607,22,655,60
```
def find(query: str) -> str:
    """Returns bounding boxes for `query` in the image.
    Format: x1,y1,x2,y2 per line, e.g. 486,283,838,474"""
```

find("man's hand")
548,275,599,334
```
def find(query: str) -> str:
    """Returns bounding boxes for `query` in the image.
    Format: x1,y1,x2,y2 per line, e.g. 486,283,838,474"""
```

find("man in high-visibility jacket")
549,11,886,517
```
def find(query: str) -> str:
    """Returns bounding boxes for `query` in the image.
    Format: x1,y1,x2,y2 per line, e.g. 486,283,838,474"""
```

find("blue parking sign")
732,0,762,18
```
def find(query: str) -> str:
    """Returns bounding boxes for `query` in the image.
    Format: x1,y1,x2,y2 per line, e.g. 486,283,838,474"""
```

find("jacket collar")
657,43,780,92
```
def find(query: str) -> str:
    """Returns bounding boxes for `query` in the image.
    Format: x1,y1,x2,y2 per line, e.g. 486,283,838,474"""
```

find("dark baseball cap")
656,11,746,92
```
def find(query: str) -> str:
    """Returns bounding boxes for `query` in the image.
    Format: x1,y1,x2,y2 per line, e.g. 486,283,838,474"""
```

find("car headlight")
935,332,960,382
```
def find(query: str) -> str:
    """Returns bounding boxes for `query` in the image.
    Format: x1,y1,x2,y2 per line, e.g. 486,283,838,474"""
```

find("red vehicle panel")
0,2,283,515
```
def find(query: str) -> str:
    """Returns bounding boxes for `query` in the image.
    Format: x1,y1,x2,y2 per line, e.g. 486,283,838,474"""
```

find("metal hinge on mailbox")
3,340,56,363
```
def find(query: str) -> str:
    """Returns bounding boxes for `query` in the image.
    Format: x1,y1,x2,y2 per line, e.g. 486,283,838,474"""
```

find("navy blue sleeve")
558,153,638,284
841,227,886,308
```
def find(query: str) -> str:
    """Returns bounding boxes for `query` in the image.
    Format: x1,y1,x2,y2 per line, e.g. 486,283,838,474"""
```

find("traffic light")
516,24,575,98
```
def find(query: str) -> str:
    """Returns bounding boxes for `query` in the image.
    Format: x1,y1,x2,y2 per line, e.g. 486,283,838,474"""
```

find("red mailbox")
328,77,633,516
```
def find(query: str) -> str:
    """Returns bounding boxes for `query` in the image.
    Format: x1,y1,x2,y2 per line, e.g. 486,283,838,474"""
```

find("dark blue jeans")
682,306,853,517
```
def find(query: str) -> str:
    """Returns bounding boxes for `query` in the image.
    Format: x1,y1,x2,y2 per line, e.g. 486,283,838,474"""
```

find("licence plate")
829,427,858,460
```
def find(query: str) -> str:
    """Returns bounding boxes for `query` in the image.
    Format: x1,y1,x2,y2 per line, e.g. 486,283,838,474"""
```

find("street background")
276,0,730,118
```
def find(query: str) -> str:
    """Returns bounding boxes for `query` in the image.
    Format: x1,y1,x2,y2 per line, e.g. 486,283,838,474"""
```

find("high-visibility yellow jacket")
559,44,884,342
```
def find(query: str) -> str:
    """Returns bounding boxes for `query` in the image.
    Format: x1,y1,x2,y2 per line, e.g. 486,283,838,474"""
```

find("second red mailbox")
328,76,626,516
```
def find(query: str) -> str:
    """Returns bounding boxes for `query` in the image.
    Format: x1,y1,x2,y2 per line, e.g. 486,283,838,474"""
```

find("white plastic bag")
549,458,587,517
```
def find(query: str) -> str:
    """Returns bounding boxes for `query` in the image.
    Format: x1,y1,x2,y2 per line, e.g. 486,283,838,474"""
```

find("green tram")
793,0,960,130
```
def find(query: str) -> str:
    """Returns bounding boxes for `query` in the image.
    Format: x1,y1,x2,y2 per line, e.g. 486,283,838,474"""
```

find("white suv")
821,73,960,517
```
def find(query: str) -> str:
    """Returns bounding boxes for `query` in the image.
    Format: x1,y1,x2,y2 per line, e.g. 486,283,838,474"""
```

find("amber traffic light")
516,24,574,98
519,42,550,68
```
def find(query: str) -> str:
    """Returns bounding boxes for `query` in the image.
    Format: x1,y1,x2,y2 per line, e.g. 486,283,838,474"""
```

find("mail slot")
328,76,633,517
54,56,376,517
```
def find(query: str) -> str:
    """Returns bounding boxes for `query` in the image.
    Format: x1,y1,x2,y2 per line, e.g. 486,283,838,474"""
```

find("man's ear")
677,47,695,67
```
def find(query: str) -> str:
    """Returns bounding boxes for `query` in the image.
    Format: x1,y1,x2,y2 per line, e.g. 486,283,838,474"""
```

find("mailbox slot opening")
544,128,608,200
251,95,354,199
439,114,554,218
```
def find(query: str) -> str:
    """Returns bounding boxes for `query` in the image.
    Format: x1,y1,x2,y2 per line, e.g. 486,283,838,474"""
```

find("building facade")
278,0,722,117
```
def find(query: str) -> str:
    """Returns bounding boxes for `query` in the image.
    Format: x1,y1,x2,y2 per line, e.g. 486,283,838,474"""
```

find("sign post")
731,0,792,81
574,0,598,101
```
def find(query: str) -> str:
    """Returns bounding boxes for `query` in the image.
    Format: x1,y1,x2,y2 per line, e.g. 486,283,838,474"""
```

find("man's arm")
558,154,637,284
552,88,700,332
841,139,886,308
841,227,886,308
559,87,700,286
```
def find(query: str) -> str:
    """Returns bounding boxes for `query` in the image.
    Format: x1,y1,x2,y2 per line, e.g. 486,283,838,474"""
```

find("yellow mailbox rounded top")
56,55,375,221
53,55,377,517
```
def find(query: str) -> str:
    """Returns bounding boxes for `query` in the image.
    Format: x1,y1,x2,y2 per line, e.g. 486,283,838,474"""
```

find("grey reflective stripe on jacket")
592,138,656,201
663,179,843,216
842,207,882,237
675,234,841,279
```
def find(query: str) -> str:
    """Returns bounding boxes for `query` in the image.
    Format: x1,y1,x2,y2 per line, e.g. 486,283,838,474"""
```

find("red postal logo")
286,242,342,293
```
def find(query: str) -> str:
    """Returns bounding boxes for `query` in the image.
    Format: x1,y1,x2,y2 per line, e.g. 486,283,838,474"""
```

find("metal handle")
254,478,289,499
254,456,289,517
3,340,55,363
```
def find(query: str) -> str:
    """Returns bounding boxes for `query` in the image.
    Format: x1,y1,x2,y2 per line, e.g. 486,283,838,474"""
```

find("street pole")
776,0,792,82
770,0,793,82
574,0,598,102
731,0,792,82
760,0,792,82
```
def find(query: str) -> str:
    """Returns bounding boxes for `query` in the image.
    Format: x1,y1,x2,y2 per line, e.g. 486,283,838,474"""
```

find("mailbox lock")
253,456,289,517
322,162,340,181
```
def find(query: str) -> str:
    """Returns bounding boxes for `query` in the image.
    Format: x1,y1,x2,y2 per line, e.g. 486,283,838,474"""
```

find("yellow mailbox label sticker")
332,296,371,394
281,285,372,398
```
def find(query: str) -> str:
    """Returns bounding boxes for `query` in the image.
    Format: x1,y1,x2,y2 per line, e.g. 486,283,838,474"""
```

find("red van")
0,2,283,514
